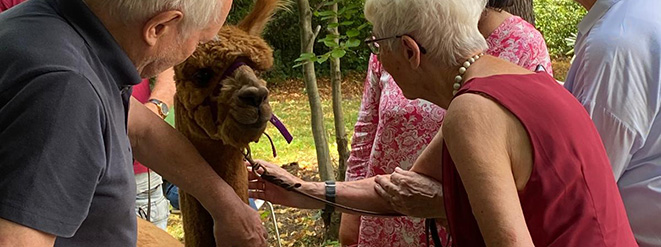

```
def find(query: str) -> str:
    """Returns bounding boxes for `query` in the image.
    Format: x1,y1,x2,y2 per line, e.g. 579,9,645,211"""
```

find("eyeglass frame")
364,34,428,55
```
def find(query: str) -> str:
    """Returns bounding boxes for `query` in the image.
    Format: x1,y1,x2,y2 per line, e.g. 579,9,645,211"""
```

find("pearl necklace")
452,53,484,96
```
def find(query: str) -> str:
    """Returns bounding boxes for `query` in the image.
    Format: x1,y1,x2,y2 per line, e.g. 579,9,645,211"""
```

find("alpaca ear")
238,0,289,36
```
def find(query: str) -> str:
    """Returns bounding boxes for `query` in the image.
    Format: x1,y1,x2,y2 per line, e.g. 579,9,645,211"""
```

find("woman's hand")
374,167,446,219
248,160,324,209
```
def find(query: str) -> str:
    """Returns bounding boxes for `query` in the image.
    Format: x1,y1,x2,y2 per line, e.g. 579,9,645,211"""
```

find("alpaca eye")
192,68,214,87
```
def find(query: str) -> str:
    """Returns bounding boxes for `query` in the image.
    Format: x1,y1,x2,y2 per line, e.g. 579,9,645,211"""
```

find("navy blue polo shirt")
0,0,141,246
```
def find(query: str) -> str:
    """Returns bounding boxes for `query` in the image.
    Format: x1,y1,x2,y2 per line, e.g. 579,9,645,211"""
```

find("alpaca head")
174,0,283,149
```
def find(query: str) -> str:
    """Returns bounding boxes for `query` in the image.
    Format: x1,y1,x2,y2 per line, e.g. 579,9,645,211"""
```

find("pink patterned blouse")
345,15,553,247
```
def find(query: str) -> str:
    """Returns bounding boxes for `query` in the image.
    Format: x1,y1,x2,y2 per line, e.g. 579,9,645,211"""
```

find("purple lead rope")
266,114,293,157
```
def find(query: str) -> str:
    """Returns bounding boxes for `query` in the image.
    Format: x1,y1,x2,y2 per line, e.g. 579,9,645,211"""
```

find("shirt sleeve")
345,54,382,181
566,32,655,181
0,71,107,237
589,106,637,179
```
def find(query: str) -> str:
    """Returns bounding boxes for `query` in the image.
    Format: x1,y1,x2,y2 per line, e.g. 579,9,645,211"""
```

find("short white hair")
84,0,224,33
365,0,488,66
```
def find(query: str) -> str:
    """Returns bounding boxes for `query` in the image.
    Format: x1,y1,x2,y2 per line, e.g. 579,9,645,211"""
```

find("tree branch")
306,25,322,52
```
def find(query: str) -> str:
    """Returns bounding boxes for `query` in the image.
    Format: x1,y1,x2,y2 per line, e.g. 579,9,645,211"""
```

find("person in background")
340,0,553,245
133,69,176,230
565,0,661,246
0,0,23,11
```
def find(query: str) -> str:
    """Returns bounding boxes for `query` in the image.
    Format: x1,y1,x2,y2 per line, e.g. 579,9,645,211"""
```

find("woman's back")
442,72,636,246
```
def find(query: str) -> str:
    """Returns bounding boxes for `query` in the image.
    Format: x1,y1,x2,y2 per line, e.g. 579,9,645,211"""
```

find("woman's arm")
443,93,533,247
345,54,382,182
341,54,384,245
248,160,397,214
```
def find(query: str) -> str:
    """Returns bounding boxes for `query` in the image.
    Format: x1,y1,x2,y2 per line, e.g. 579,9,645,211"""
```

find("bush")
227,0,586,80
227,0,371,83
533,0,587,58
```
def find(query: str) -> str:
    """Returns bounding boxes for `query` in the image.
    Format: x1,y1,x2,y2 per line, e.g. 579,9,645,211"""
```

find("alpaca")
172,0,283,245
137,217,183,247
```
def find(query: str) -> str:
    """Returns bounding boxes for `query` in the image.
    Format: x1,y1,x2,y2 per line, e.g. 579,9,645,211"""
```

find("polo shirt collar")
49,0,142,87
578,0,621,35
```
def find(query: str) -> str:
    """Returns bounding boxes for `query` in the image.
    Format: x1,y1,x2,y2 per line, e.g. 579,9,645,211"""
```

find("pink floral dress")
345,16,553,247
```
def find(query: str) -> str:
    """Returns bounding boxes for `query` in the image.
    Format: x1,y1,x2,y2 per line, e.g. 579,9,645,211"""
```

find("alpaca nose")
238,86,269,108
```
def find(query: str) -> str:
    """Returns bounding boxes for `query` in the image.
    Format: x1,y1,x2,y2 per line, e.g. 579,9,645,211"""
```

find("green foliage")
533,0,587,57
294,0,372,69
226,0,371,83
224,0,586,80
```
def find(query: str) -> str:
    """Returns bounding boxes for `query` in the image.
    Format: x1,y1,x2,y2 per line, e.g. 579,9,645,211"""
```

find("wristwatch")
148,98,169,119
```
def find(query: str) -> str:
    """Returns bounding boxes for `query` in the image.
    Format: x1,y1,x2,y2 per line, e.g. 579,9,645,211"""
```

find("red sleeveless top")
442,72,637,246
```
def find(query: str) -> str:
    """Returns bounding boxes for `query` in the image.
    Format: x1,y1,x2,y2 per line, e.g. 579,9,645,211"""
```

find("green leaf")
357,23,370,30
321,16,334,21
327,22,340,29
300,52,316,59
316,10,336,17
324,39,339,48
346,29,360,38
340,21,354,26
331,48,346,58
346,38,361,48
317,53,330,64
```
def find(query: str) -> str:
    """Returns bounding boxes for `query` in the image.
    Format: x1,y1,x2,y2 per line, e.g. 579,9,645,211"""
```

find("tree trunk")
505,0,535,26
329,4,349,183
296,0,334,182
324,2,346,242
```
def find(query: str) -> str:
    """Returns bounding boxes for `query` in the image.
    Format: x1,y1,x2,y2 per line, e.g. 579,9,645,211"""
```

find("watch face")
160,103,169,116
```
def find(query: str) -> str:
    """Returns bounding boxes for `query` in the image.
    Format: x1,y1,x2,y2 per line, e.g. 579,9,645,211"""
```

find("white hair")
84,0,224,34
365,0,488,66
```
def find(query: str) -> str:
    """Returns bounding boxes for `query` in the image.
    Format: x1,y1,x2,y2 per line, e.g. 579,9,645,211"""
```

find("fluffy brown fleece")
170,0,284,246
137,217,183,247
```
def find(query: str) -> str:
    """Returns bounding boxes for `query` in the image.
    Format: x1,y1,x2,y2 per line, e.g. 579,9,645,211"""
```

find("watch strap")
324,181,336,214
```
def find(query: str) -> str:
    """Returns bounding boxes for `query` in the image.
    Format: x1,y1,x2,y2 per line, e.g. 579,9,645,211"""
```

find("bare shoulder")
443,93,510,141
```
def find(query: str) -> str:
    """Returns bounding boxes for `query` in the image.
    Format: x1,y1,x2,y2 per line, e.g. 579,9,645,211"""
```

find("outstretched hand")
375,167,446,220
247,160,322,209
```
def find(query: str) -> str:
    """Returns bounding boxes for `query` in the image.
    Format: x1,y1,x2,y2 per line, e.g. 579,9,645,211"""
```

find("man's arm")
144,67,176,115
0,218,55,247
127,98,266,246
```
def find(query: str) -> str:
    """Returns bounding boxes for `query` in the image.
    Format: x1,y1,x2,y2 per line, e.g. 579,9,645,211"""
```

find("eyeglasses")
364,35,428,55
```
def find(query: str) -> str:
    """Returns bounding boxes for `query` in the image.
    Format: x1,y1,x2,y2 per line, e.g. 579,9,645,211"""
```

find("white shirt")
564,0,661,245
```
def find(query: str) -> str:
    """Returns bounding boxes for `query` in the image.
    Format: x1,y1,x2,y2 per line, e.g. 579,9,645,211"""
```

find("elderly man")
564,0,661,246
0,0,266,246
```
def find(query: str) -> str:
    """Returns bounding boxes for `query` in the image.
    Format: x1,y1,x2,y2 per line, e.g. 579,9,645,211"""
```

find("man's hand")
374,167,446,219
248,160,323,209
212,203,268,247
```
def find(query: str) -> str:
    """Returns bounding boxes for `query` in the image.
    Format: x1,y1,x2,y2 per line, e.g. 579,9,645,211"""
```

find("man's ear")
400,36,421,69
143,10,184,46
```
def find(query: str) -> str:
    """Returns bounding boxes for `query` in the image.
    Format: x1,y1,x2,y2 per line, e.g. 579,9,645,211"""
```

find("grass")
250,95,361,169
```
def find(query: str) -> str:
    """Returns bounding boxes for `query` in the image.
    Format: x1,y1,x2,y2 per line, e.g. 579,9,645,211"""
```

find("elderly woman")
340,0,553,245
249,0,637,245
